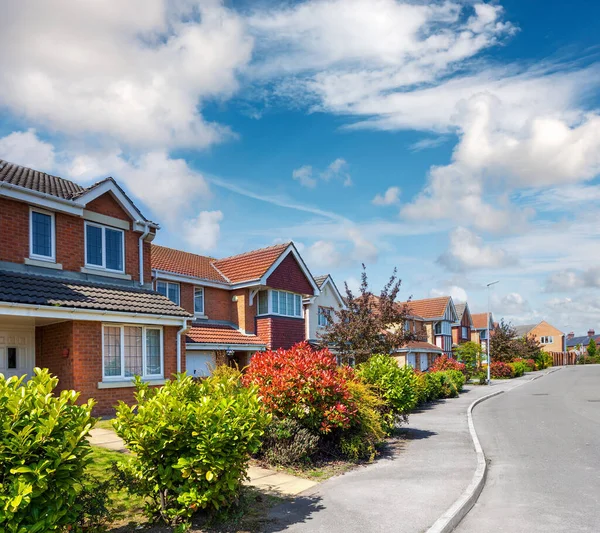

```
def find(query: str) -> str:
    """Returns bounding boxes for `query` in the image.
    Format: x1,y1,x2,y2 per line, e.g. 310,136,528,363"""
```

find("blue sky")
1,0,599,333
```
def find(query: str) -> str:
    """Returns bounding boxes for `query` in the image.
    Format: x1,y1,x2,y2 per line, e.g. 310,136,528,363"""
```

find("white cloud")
0,129,56,169
181,210,223,251
546,295,600,333
0,0,252,150
372,186,401,206
431,285,468,303
408,137,448,152
545,267,600,292
292,165,317,188
437,227,516,271
305,240,343,270
492,292,534,321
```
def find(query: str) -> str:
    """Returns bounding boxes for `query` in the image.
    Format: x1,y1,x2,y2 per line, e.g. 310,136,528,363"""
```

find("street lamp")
486,281,499,385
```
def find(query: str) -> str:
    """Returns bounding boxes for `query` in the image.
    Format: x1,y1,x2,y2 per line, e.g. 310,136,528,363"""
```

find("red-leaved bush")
243,342,357,434
430,355,466,374
490,361,514,379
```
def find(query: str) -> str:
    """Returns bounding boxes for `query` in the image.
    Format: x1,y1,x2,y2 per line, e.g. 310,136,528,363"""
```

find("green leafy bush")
535,351,553,370
0,368,95,533
260,418,320,466
509,361,526,377
357,355,418,430
435,370,464,398
339,379,387,462
113,370,270,528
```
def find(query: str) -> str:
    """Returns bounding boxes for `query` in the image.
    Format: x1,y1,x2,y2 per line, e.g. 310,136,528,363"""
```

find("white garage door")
0,326,35,380
186,351,215,378
407,353,416,369
419,353,428,371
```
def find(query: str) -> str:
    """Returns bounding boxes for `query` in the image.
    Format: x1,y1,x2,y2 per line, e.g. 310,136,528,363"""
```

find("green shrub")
424,372,443,401
339,380,386,462
535,352,553,370
260,418,320,466
435,370,464,398
509,361,526,377
0,368,95,533
73,477,113,532
113,370,270,528
357,355,418,430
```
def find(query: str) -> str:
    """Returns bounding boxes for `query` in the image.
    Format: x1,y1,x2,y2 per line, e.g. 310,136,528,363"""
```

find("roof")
566,334,600,348
401,296,451,320
186,323,265,346
212,243,289,284
472,312,490,330
0,159,85,199
514,324,537,337
0,270,191,317
151,245,228,283
314,275,329,289
395,340,444,353
454,303,467,320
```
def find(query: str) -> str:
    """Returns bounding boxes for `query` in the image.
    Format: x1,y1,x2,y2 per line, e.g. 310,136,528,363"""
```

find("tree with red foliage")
429,354,466,374
318,264,414,364
243,342,357,434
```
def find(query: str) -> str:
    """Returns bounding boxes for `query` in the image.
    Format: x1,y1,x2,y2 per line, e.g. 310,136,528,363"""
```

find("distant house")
514,321,565,353
392,311,443,371
304,274,346,345
566,329,600,353
452,302,473,346
472,312,494,351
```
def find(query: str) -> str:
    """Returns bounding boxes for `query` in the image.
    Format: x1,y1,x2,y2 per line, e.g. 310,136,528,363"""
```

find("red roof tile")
472,313,490,330
151,245,228,283
212,243,289,284
400,296,451,319
397,340,443,352
186,323,266,346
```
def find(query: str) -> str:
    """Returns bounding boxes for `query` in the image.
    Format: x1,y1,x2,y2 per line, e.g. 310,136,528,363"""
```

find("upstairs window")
157,281,180,305
257,290,303,318
30,209,55,261
540,336,553,344
194,287,204,315
318,306,332,327
85,222,124,272
435,321,451,335
461,326,469,339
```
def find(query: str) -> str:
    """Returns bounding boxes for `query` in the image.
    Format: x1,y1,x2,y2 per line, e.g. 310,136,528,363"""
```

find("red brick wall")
0,194,150,282
266,254,314,295
256,316,305,350
36,321,76,392
206,287,233,322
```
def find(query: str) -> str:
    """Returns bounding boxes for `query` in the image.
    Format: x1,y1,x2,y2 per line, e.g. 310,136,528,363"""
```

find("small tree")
587,337,597,358
489,320,518,363
454,341,483,377
319,265,414,364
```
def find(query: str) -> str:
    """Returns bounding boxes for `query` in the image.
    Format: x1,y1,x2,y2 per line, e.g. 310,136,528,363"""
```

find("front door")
407,353,416,368
419,353,428,371
0,326,35,380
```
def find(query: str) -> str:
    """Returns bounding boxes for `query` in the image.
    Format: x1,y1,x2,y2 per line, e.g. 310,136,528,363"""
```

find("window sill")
25,257,63,270
97,379,165,389
194,314,208,320
81,267,132,280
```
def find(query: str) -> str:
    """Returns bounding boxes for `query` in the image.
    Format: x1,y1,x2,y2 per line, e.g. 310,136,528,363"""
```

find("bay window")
257,289,303,318
157,281,180,305
102,325,163,380
85,222,124,272
194,287,204,315
30,208,55,261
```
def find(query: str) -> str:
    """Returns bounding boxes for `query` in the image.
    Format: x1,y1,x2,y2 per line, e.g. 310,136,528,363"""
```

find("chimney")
567,332,575,340
588,329,595,338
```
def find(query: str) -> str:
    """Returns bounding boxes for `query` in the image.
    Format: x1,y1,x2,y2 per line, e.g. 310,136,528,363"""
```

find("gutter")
138,222,150,286
177,319,190,373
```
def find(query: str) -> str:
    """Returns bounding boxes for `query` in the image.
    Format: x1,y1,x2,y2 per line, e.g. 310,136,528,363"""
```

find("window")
403,320,410,332
256,290,303,318
102,325,163,380
30,209,55,261
318,306,332,327
85,222,124,272
194,287,204,315
156,281,180,305
435,321,451,335
480,330,488,340
7,347,17,369
434,322,441,335
461,326,468,339
540,336,553,344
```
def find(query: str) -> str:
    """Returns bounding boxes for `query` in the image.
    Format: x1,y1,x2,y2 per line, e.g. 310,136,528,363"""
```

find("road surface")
457,365,600,533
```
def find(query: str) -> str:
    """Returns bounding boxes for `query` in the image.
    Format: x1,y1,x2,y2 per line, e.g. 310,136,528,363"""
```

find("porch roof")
186,322,265,347
0,270,191,317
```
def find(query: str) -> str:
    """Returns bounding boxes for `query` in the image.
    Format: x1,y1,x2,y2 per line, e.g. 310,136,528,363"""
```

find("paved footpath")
456,365,600,533
267,369,557,533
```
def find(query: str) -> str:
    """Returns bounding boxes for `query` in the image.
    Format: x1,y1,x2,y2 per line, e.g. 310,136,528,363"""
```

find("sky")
1,0,599,335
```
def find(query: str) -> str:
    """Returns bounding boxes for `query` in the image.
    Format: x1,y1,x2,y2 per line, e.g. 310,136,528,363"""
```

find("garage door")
186,351,215,378
407,353,416,369
0,326,35,380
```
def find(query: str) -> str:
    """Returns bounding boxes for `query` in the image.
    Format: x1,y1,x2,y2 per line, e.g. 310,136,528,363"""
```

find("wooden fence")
548,351,577,366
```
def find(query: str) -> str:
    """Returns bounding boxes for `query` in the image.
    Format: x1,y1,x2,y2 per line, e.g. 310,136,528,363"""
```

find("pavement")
88,426,317,497
456,364,600,533
266,370,557,533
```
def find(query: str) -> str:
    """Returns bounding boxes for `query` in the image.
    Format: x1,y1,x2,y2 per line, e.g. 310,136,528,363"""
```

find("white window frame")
194,287,205,316
101,324,164,381
29,207,56,262
540,336,553,344
84,221,125,273
461,326,469,339
156,280,180,306
256,289,303,318
318,306,332,328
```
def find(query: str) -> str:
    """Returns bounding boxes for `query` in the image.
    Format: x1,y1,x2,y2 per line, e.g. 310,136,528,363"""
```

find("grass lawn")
86,447,284,532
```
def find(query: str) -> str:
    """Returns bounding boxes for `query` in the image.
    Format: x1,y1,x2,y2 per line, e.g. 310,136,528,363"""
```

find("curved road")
457,365,600,533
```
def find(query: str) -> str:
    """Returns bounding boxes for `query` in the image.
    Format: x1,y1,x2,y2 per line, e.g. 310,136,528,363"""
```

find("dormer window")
30,208,55,262
85,222,124,273
257,289,303,318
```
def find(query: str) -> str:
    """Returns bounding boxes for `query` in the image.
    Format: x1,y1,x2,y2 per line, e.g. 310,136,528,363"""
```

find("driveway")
456,365,600,533
267,372,551,533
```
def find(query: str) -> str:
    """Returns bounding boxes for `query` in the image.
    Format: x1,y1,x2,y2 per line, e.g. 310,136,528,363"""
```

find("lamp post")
486,280,499,385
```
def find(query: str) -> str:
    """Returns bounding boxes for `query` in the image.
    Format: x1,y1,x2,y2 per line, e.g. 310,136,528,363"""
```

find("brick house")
514,321,565,353
566,329,600,353
399,296,459,358
0,160,191,414
471,312,493,351
304,274,346,345
452,302,473,346
151,242,319,376
392,310,443,371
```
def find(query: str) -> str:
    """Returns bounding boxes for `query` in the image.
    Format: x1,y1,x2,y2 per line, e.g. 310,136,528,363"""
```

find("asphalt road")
457,365,600,533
